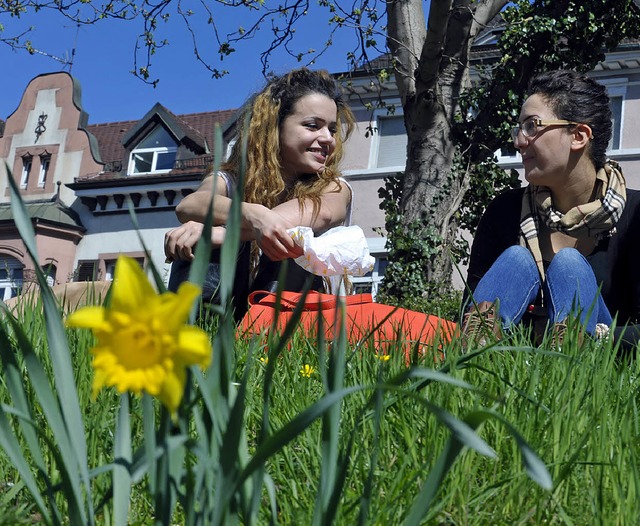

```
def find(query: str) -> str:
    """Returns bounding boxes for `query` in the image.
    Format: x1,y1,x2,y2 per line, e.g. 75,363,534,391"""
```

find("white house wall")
73,208,180,277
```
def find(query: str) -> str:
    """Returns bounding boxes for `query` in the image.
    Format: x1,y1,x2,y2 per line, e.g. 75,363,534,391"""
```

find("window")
104,257,144,281
75,260,99,282
128,126,178,175
104,260,116,281
609,95,623,151
600,78,627,152
496,142,520,163
42,263,57,287
20,156,32,188
38,155,51,187
370,114,407,169
352,256,388,299
0,257,24,301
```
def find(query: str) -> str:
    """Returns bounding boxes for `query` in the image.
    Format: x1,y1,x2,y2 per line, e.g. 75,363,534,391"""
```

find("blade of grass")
6,162,93,524
113,394,132,526
0,405,53,524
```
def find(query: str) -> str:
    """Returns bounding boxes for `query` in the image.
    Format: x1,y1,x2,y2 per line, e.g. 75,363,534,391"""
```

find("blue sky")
1,4,372,124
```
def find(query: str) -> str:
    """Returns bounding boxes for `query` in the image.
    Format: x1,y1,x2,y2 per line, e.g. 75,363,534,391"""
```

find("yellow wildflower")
375,353,391,362
66,255,211,416
300,364,315,377
260,356,268,364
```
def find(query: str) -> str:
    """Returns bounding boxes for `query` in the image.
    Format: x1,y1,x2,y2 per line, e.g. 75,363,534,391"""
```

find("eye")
522,119,538,137
304,122,319,129
329,127,337,136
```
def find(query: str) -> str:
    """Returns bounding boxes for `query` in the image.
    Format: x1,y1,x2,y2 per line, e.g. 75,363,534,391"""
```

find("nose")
317,126,334,143
512,128,528,150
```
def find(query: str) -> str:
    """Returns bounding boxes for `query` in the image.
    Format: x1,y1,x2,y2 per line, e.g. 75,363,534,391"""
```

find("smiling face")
515,93,576,189
278,93,338,184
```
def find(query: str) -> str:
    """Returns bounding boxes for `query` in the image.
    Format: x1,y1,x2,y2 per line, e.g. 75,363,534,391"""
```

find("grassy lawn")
1,300,639,525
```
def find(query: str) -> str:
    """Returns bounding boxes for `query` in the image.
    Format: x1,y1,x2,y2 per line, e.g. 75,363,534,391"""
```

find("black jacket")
467,187,640,353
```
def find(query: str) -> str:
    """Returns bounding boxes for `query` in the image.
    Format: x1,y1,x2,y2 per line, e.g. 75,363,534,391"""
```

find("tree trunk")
386,0,508,289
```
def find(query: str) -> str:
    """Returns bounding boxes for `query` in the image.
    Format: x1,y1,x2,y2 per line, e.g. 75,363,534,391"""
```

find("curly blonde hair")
221,68,355,218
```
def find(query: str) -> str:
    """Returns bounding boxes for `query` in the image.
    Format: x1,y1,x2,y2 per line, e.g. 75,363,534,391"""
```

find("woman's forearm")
270,181,350,233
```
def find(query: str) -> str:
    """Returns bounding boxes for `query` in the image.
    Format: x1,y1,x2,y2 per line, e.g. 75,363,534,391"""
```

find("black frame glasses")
511,118,579,143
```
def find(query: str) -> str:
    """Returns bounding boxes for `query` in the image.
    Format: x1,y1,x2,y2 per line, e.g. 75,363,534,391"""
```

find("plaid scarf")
519,160,626,281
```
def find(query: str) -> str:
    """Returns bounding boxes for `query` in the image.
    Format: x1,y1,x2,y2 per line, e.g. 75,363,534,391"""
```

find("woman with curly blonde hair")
164,68,355,318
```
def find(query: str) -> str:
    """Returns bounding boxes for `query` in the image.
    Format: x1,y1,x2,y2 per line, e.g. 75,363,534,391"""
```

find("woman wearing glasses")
462,69,640,351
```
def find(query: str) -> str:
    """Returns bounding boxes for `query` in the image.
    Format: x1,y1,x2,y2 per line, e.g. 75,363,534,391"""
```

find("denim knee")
547,247,588,272
499,245,538,272
546,248,604,329
470,245,540,327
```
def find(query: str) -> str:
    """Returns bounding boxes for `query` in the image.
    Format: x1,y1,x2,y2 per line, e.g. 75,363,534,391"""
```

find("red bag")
238,290,457,362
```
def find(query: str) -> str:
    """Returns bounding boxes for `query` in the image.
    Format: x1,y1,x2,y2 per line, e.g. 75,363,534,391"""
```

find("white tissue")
288,225,376,277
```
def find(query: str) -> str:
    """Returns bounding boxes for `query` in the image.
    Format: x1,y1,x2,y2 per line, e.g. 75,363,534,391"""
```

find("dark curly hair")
222,68,355,210
527,70,612,170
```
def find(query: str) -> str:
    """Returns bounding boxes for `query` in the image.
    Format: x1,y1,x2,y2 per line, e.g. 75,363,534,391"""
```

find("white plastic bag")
288,225,376,277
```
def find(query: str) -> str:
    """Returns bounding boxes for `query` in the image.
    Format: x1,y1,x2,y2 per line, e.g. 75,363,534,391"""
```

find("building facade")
1,42,640,300
0,71,234,299
338,43,640,293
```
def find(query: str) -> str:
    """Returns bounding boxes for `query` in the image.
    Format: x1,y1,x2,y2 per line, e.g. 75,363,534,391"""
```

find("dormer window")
128,126,178,175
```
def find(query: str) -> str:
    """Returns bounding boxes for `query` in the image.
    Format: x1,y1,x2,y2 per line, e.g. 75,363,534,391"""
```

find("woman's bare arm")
270,180,351,233
167,175,351,261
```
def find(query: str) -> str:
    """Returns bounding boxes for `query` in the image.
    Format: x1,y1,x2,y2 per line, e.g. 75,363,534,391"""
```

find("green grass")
1,300,638,524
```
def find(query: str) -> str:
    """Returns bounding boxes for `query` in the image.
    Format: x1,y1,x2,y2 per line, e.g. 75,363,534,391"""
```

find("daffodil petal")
91,367,108,398
66,306,108,330
66,253,206,417
155,282,201,332
176,326,212,369
110,256,156,313
157,367,186,416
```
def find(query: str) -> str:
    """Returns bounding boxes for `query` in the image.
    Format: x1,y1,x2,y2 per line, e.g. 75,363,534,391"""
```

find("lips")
307,148,328,162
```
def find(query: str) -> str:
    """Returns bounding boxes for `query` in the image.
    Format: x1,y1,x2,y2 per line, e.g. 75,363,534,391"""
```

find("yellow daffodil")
259,356,269,365
299,364,315,377
375,353,391,362
66,255,211,416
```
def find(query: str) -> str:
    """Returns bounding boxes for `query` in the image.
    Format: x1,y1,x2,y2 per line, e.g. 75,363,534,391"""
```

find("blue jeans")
469,246,612,335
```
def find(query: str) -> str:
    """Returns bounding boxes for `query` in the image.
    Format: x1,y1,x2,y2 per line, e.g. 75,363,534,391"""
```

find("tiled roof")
86,108,236,165
86,120,133,167
179,109,237,150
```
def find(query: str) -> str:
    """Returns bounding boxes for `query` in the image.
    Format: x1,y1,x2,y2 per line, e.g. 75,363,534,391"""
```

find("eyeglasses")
511,118,579,143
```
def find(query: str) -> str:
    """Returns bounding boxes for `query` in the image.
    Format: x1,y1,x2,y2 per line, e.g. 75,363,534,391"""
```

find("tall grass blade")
0,309,47,474
127,202,168,293
357,381,384,526
404,410,487,525
314,298,348,525
3,309,87,523
236,386,366,490
142,394,157,495
5,163,93,523
0,405,53,524
479,408,552,490
113,394,132,526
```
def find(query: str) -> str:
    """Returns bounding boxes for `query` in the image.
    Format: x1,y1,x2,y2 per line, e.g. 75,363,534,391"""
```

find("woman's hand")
246,204,304,261
164,221,226,261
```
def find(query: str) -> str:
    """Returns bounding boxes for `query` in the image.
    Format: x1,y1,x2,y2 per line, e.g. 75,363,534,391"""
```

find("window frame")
20,156,33,189
38,155,51,188
0,256,24,301
127,126,178,175
599,77,627,153
351,254,388,300
367,105,407,170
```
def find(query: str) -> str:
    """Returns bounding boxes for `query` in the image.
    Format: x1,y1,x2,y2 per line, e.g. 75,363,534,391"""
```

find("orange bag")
238,290,457,362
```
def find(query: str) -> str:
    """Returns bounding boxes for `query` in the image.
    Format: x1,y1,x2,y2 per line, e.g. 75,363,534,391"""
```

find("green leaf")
113,394,132,526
